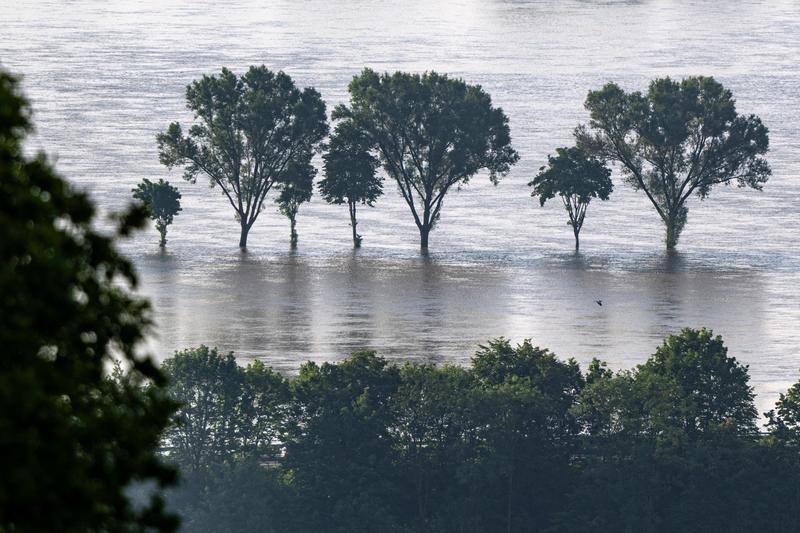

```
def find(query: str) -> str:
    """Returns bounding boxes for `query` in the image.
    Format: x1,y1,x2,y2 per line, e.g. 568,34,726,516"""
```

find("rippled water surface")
3,0,800,412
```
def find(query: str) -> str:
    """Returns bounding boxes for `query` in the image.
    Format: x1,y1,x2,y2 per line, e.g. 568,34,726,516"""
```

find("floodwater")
2,0,799,413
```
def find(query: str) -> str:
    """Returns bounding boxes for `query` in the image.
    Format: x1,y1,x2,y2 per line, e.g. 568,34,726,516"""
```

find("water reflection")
140,250,771,374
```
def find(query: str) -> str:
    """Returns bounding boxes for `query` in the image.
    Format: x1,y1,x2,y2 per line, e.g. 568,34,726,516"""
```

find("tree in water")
577,76,770,250
319,121,382,247
0,69,177,531
275,155,315,248
132,177,182,247
528,146,612,251
157,66,328,250
335,69,519,251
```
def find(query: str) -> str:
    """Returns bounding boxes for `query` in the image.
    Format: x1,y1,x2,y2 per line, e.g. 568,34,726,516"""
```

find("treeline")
139,66,770,252
161,329,800,533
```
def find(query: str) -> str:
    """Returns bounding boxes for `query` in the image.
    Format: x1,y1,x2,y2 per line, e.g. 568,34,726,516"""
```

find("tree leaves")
0,69,177,532
336,69,519,247
132,178,182,247
157,66,328,248
578,76,770,249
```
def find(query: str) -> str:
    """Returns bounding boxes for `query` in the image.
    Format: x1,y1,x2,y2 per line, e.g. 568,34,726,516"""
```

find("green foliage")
528,146,612,250
132,178,182,247
392,364,479,530
0,69,177,531
335,69,519,249
161,346,289,473
577,76,770,249
553,436,800,533
767,373,800,447
167,459,290,533
162,330,800,533
638,327,758,438
563,329,773,532
574,328,758,444
157,66,328,249
275,155,316,248
319,120,383,247
285,352,404,532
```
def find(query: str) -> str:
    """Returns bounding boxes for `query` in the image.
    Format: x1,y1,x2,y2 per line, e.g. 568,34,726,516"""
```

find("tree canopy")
334,69,519,250
162,329,800,533
637,328,758,438
133,177,182,247
275,155,316,248
0,69,177,531
161,346,289,474
157,65,328,250
577,76,770,249
529,146,612,250
319,120,383,247
767,373,800,447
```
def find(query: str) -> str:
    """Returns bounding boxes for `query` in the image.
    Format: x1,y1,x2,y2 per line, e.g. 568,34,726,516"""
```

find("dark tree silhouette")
162,331,800,533
0,69,177,531
767,373,800,447
577,76,770,250
275,154,315,248
157,66,328,250
133,177,182,247
335,69,519,250
319,121,383,247
529,146,612,250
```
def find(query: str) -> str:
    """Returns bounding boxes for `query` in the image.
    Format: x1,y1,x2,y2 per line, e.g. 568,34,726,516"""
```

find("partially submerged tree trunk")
663,206,686,252
564,194,586,253
289,216,298,249
157,221,167,248
419,224,430,251
573,226,580,252
239,223,250,251
349,201,361,248
665,222,678,251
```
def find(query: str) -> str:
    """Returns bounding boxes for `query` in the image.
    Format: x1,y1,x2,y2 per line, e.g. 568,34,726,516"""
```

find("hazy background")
2,0,799,413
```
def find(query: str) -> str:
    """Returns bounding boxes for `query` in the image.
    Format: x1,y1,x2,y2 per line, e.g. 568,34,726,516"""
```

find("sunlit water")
3,0,800,414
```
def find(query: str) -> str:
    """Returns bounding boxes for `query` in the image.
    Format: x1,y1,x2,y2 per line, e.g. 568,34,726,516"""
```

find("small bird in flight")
595,300,603,306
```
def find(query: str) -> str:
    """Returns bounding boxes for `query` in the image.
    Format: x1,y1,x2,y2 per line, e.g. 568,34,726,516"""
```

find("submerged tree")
133,178,182,247
529,146,612,250
275,155,316,248
319,121,382,247
157,66,328,250
0,69,177,531
577,76,770,250
335,69,519,250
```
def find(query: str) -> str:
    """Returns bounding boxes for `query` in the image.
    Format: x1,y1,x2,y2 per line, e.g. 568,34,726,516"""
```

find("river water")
3,0,799,413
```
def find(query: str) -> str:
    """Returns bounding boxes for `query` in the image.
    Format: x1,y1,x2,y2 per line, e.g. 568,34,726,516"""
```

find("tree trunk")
665,216,678,252
157,222,167,248
664,204,688,252
239,223,250,250
419,225,430,251
290,216,298,249
573,228,580,252
349,202,360,248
